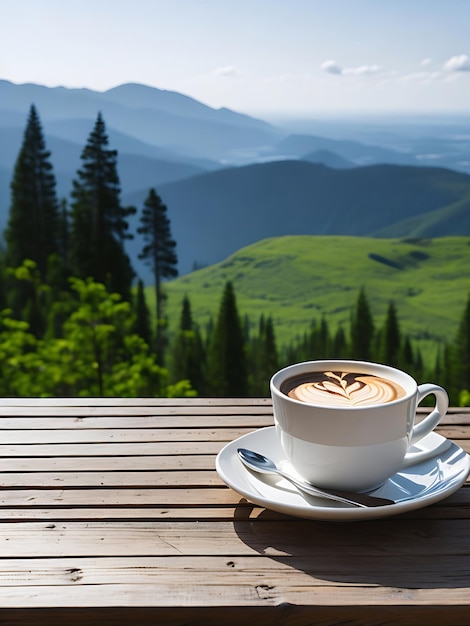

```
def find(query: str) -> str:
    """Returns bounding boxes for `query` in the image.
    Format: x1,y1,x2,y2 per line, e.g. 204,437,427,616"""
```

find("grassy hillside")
157,235,470,362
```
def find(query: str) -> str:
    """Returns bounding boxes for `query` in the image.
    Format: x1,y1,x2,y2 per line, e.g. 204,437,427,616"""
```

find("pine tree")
452,293,470,401
311,316,330,358
332,325,349,358
69,112,135,300
440,342,456,404
170,295,206,394
138,188,178,365
207,281,248,396
248,315,279,396
5,104,61,278
134,279,152,345
350,288,375,361
257,315,279,395
382,301,401,367
402,336,415,372
414,347,424,382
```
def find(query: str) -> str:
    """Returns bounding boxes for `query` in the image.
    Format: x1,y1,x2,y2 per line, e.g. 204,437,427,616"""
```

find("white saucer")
216,426,470,521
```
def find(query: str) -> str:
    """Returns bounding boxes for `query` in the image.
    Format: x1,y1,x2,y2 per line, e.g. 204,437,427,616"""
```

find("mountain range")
124,160,470,275
1,79,470,279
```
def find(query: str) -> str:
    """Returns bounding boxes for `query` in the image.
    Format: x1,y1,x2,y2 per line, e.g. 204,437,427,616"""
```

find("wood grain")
0,397,466,625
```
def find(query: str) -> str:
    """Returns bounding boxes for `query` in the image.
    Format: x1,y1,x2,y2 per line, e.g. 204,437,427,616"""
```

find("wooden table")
0,398,468,625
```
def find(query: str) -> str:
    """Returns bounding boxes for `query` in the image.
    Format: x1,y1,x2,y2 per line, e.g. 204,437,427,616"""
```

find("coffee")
281,370,406,407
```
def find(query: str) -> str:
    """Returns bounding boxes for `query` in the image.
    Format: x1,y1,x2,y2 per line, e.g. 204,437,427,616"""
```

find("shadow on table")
233,497,469,589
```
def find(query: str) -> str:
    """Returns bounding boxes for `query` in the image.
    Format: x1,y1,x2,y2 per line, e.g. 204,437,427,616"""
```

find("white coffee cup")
270,359,449,492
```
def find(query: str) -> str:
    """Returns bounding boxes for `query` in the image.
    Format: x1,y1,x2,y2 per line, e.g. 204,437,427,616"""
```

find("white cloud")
343,64,381,75
213,65,237,77
321,60,382,76
320,60,343,75
444,54,470,72
399,70,442,85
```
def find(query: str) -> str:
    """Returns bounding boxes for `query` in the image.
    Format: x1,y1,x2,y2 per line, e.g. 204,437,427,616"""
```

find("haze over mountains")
1,79,470,278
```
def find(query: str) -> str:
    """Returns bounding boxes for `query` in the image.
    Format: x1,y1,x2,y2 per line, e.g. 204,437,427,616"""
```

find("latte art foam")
282,371,406,406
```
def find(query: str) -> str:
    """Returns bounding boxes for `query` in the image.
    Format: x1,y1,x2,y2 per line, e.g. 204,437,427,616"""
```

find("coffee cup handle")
410,383,448,445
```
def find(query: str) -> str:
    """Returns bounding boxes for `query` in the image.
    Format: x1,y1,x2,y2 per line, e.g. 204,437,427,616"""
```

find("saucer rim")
215,426,470,521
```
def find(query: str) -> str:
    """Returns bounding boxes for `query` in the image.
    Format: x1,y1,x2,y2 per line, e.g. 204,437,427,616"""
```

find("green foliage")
169,296,206,394
51,277,163,396
0,276,197,398
134,279,152,345
453,294,470,387
380,301,401,367
247,315,279,396
7,259,50,337
350,288,375,361
138,188,178,365
0,310,42,396
1,108,193,398
69,112,135,300
459,389,470,406
206,281,248,396
4,108,470,401
138,188,178,281
5,105,61,279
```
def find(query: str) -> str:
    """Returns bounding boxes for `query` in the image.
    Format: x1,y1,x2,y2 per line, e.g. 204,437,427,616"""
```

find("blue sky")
2,0,470,115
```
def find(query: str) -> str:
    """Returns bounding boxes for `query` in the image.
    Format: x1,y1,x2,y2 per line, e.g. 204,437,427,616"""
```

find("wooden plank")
437,426,470,439
0,487,237,507
0,467,467,490
0,581,465,609
0,571,465,621
0,605,466,626
0,554,466,588
0,519,467,558
0,487,467,521
0,415,467,431
0,455,217,471
0,398,273,407
438,412,470,425
0,395,465,411
0,401,470,428
0,470,226,488
0,402,464,419
0,405,274,417
0,437,466,458
4,425,465,444
0,485,466,521
0,428,256,444
0,441,225,456
0,415,275,429
0,422,463,442
0,506,268,522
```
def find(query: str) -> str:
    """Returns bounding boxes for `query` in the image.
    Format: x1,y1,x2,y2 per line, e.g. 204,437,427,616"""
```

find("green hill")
158,235,470,361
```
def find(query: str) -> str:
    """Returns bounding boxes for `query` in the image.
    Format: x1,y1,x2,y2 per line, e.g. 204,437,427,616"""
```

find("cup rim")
270,359,417,409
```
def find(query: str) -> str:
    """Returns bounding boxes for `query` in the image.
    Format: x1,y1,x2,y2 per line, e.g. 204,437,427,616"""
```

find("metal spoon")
237,448,395,508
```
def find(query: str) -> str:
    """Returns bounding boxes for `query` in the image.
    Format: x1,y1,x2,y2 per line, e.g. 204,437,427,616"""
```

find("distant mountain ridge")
123,160,470,276
302,149,355,169
0,79,280,161
0,79,285,215
276,133,418,166
2,79,470,282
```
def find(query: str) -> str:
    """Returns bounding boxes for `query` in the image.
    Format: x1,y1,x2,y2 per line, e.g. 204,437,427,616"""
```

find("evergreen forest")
2,105,470,405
